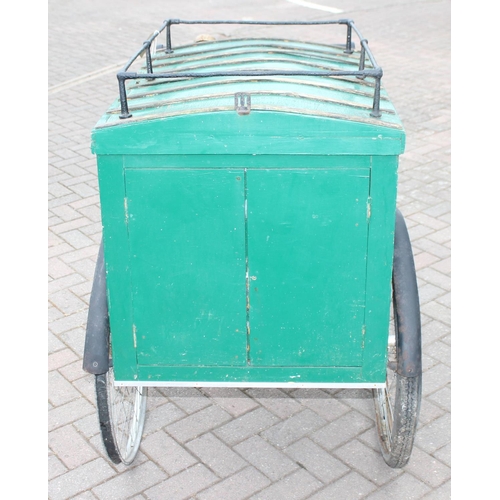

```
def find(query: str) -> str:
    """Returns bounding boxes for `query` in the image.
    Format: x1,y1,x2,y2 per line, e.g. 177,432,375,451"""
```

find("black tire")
95,368,147,465
373,210,422,468
88,243,147,465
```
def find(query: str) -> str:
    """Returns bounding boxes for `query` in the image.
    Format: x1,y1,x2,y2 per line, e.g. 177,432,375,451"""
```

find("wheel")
95,368,147,465
87,243,147,465
373,210,422,468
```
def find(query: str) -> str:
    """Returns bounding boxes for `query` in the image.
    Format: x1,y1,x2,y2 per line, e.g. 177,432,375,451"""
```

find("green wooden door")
125,168,247,367
246,168,370,367
123,165,370,372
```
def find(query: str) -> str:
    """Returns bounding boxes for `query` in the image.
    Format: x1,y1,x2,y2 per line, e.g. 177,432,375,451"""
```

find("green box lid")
92,31,405,156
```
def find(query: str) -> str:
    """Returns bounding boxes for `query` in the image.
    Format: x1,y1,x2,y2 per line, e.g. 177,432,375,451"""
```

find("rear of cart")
83,19,421,468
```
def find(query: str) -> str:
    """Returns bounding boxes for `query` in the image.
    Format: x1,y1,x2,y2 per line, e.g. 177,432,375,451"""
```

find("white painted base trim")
114,380,385,389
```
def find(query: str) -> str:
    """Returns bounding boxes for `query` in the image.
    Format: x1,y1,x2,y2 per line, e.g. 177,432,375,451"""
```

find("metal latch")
235,93,251,115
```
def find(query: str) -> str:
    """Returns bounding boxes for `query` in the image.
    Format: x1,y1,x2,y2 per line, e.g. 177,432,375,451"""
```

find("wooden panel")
362,155,399,381
97,155,137,381
125,168,247,367
92,112,405,156
246,168,370,367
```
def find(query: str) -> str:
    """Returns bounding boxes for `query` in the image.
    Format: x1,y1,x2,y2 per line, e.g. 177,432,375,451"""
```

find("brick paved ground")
48,1,451,498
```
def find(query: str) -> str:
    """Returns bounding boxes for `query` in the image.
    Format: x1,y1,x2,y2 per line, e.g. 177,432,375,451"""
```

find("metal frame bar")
117,19,383,119
114,380,386,388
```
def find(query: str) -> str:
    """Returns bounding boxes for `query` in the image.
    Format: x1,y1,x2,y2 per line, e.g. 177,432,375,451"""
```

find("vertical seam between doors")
244,168,251,365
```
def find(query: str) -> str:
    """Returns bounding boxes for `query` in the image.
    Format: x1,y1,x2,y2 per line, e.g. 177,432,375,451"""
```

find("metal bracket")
235,93,251,115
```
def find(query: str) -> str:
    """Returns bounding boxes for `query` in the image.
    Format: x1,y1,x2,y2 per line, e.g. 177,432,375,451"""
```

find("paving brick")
49,181,74,198
71,194,101,210
92,461,167,500
73,375,99,403
48,348,79,371
49,371,83,406
333,439,402,486
48,398,95,432
59,327,87,358
49,310,87,336
74,413,100,440
143,464,218,500
365,473,431,500
71,493,100,500
432,443,451,469
49,192,82,209
48,257,76,279
70,257,101,281
435,290,450,308
49,215,64,226
161,386,212,414
426,340,451,367
60,173,96,187
49,453,68,481
308,471,377,499
422,363,451,397
331,388,376,420
78,204,103,222
165,405,232,443
426,226,451,245
58,246,98,268
408,212,448,231
421,301,450,326
421,201,451,219
51,216,93,235
245,388,303,418
51,204,83,221
142,401,186,436
311,410,373,451
49,306,65,324
404,447,451,489
196,466,271,500
48,458,115,500
284,437,350,483
418,283,447,305
414,251,441,271
67,181,98,198
422,319,450,345
213,407,280,446
261,409,327,449
49,241,75,258
186,432,248,477
59,228,95,249
50,288,87,315
233,435,298,481
69,281,93,303
49,331,66,354
53,147,83,161
416,398,446,428
414,413,451,455
421,480,451,500
48,272,87,294
49,424,99,469
289,388,351,421
200,387,259,417
417,267,450,290
141,431,199,475
249,468,323,500
431,256,451,275
355,425,383,454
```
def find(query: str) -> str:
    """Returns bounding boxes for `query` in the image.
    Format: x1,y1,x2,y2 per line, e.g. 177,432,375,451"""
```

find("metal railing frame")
116,19,383,120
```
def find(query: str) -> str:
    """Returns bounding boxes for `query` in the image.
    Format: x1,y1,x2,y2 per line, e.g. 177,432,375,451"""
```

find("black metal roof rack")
116,19,383,120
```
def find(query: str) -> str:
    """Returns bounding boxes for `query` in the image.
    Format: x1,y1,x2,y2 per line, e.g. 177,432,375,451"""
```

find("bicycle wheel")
373,210,422,468
95,368,147,465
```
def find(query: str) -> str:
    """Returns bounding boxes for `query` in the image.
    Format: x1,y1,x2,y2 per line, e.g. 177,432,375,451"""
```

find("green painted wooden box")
91,32,405,388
